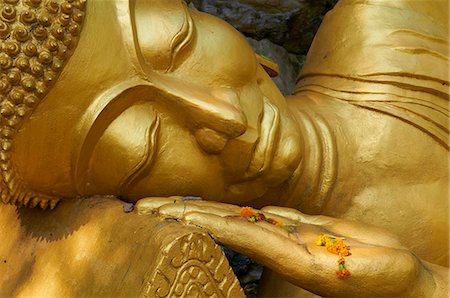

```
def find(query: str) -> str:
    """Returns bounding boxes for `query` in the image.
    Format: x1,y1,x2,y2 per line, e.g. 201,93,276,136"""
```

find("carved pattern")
0,0,87,209
141,232,244,298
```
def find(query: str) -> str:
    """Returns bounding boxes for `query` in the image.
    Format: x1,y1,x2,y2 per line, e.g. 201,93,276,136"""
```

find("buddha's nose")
192,87,247,154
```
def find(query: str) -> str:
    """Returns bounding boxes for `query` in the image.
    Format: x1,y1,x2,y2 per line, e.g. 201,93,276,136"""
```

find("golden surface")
0,0,86,208
0,0,448,296
0,197,244,297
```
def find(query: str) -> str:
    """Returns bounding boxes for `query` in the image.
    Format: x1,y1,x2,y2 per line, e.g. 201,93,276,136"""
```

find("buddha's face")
40,0,302,204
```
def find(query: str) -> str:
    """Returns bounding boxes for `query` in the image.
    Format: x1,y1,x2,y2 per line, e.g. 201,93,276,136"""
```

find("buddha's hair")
0,0,87,210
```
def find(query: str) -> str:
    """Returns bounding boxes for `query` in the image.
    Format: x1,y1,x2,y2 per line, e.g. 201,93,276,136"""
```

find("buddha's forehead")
68,0,257,91
128,0,258,87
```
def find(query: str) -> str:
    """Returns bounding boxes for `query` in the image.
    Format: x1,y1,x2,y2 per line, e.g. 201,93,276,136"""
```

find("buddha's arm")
137,198,449,297
283,0,449,264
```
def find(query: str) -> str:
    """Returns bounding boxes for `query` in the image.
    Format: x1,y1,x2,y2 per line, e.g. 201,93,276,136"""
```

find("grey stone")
187,0,338,55
122,202,134,213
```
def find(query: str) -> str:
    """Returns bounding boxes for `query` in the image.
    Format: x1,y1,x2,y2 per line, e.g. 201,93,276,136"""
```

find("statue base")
0,197,244,297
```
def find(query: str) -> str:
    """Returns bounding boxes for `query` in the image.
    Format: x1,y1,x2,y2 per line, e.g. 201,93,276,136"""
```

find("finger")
182,212,349,294
182,212,315,274
135,196,184,214
324,220,404,249
157,202,238,219
249,219,299,240
182,200,242,213
335,246,417,296
261,206,403,248
183,212,416,297
261,206,334,225
136,196,245,215
156,202,296,225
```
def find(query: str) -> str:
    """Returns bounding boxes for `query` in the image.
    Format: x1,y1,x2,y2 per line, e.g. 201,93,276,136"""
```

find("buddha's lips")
245,98,280,178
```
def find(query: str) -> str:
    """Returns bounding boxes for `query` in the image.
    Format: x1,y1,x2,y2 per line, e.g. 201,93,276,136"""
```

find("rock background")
187,0,338,95
186,1,338,296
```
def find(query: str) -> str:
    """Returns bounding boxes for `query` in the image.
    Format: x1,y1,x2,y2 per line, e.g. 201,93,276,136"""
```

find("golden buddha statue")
0,0,448,296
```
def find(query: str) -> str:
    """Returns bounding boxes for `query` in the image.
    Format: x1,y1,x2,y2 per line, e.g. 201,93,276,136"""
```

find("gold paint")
0,0,86,208
142,232,244,297
0,197,243,296
0,0,447,296
256,54,279,77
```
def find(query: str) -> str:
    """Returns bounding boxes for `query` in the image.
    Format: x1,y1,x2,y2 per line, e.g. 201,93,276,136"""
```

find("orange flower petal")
336,268,351,279
240,207,254,217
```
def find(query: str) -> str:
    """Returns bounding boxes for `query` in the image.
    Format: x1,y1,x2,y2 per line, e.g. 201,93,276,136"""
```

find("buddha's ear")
131,0,194,72
256,54,280,77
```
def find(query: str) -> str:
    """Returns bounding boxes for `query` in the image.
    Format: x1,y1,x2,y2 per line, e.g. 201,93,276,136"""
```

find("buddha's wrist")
406,260,448,297
428,262,449,298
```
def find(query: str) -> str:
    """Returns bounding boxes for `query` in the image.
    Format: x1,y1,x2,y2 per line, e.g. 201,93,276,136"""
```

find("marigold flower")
317,234,352,279
326,244,340,255
240,207,254,217
334,238,344,245
340,246,350,256
325,239,350,256
315,234,329,246
255,212,266,221
336,268,350,279
240,207,284,227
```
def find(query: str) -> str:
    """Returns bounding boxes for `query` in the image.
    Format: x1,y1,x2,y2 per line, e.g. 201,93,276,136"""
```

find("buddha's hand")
136,197,445,297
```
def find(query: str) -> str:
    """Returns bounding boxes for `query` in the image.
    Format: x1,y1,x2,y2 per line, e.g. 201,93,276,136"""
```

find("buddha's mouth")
244,98,280,179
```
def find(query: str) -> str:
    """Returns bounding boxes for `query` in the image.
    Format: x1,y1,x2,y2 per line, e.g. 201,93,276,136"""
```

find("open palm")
136,197,431,297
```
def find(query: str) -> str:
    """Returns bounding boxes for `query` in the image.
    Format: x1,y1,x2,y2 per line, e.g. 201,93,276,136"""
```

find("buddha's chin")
223,118,302,204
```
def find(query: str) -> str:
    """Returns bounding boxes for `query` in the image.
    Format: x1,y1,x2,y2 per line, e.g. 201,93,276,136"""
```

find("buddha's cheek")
125,114,226,201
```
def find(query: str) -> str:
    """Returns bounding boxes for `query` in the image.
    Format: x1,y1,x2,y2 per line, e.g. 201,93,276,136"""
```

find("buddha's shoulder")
290,90,448,176
292,82,449,153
